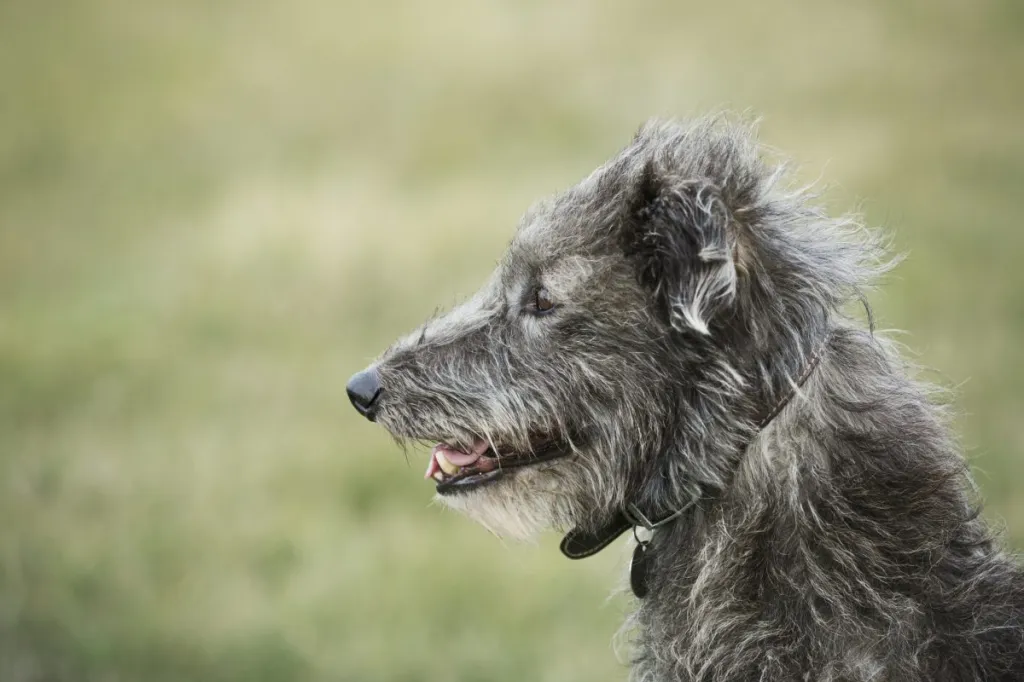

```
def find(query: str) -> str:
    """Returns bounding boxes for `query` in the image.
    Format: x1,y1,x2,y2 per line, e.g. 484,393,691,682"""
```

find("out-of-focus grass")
1,1,1022,680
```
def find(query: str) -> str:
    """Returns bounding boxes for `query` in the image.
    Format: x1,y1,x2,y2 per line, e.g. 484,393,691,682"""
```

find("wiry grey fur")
357,117,1024,680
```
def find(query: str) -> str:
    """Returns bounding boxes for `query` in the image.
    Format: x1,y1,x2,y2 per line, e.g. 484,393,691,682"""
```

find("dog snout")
347,367,382,421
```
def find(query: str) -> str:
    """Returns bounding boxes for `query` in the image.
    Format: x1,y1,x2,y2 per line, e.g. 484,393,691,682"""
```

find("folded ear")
621,161,738,336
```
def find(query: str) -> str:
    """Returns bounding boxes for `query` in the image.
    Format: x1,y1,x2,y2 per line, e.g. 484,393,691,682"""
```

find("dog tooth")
432,470,444,482
437,452,461,476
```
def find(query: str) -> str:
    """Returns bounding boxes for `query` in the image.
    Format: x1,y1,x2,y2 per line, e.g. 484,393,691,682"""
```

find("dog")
347,117,1024,681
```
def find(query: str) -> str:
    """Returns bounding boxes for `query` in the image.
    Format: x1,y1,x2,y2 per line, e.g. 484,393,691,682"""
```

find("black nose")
347,367,382,421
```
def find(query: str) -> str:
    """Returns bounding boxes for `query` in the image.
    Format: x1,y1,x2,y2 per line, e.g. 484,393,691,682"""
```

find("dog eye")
533,287,555,314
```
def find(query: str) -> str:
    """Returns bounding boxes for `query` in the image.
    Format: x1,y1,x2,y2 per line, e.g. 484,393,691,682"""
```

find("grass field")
1,1,1023,680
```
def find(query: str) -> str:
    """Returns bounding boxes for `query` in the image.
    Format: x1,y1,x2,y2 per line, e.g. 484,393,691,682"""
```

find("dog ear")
621,161,738,335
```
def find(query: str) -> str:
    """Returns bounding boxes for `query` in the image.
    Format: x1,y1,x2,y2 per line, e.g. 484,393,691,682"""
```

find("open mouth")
424,438,569,495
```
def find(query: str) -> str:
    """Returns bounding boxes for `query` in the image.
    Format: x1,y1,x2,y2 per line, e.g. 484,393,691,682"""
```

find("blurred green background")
1,1,1022,680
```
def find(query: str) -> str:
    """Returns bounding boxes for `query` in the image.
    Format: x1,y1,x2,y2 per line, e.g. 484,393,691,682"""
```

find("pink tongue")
424,439,490,479
434,439,488,466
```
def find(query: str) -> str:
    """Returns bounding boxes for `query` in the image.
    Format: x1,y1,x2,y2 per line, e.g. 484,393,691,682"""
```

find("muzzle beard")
435,461,573,542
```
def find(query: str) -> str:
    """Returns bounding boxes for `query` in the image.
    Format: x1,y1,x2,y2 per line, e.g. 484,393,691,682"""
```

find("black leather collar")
559,510,633,560
559,495,701,560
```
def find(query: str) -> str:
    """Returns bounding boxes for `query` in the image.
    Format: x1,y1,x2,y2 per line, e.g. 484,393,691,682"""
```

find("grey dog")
347,117,1024,681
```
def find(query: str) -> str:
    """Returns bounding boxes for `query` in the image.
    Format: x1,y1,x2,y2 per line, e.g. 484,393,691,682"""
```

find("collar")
560,496,701,559
559,332,832,565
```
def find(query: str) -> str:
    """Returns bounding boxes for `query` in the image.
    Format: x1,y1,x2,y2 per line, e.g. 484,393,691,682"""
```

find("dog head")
348,118,881,540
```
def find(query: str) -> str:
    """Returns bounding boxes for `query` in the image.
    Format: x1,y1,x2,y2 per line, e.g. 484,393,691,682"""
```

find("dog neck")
559,330,833,597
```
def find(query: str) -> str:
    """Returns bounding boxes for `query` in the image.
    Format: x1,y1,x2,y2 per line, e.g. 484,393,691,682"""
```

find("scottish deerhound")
347,117,1024,681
